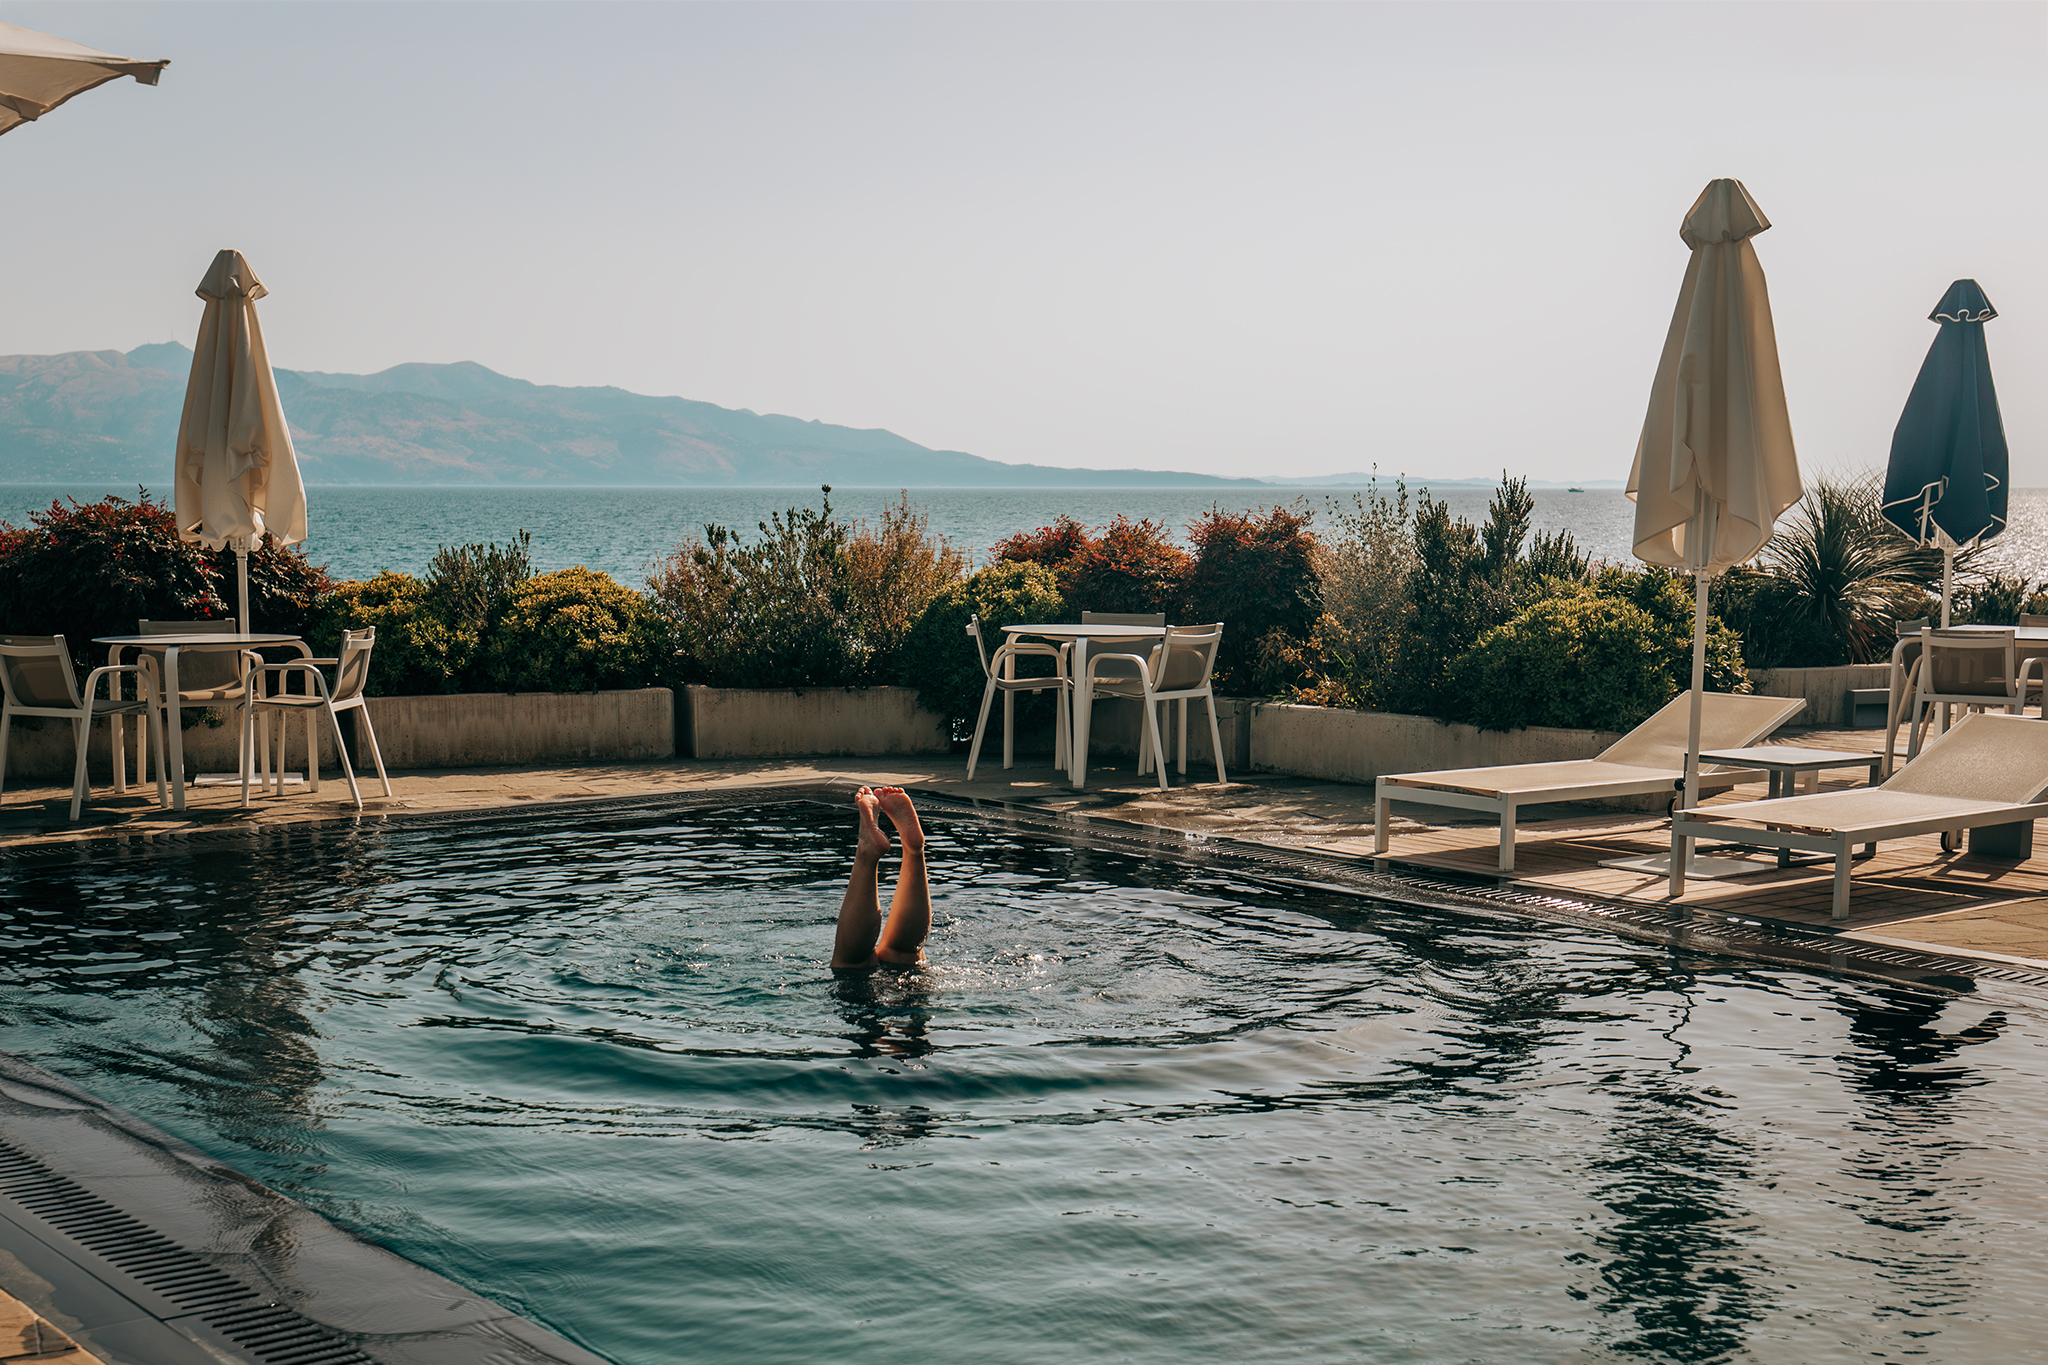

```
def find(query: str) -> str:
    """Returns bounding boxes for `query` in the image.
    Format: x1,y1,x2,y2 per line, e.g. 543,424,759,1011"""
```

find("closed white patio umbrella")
0,19,166,137
1626,178,1804,879
173,249,309,633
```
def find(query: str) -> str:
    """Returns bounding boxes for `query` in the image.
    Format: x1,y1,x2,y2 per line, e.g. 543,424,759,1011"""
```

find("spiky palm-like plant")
1757,474,1939,665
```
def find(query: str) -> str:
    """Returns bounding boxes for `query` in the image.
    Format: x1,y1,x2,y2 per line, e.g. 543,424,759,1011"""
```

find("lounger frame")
1374,766,1699,873
1370,692,1803,874
1672,797,2048,922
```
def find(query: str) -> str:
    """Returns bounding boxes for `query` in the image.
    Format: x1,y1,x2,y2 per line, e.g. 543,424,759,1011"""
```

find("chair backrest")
2021,614,2048,629
333,629,377,703
1080,612,1166,628
1152,623,1223,692
140,618,242,691
1596,691,1806,770
1918,628,2018,701
964,615,993,677
0,635,81,711
1895,617,1930,638
1887,712,2048,803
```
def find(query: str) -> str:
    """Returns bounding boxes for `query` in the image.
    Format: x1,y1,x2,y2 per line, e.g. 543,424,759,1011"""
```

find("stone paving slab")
5,726,2044,969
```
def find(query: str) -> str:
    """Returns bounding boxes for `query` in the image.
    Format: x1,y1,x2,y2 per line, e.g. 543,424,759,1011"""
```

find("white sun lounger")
1373,692,1806,873
1671,711,2048,921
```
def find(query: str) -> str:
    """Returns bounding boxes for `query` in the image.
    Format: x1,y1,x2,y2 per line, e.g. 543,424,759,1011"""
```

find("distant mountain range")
0,344,1276,488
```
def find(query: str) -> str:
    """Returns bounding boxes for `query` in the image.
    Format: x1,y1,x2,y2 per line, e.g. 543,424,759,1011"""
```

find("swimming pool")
4,794,2047,1364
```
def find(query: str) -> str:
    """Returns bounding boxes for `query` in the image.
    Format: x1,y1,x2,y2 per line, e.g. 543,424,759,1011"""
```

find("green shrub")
1315,476,1416,709
315,572,469,696
1447,570,1748,733
648,489,860,689
1390,490,1507,716
486,567,667,693
843,494,968,685
1954,572,2038,626
427,530,533,648
900,560,1067,739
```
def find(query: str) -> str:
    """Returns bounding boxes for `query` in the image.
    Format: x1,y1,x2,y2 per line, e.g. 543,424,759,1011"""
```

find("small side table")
1699,744,1886,867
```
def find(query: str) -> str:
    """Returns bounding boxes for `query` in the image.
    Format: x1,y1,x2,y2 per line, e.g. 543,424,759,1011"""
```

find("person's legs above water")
872,788,930,967
831,787,891,971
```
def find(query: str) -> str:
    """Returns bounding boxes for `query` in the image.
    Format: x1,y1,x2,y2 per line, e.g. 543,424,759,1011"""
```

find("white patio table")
97,632,310,812
1883,625,2048,776
1002,623,1166,788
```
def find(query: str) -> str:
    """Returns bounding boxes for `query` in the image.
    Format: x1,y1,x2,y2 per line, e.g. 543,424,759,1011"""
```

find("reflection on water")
4,803,2048,1365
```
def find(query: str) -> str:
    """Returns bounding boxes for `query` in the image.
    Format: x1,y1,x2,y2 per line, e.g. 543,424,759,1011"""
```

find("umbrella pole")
1940,545,1954,628
1679,571,1709,877
237,543,252,636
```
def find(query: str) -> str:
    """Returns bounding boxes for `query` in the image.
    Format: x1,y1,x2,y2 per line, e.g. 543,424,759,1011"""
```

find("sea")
6,483,2048,587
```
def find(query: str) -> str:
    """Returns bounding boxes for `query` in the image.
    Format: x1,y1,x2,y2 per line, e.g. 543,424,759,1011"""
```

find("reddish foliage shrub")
1181,503,1322,693
1066,516,1191,617
992,515,1095,596
0,492,333,684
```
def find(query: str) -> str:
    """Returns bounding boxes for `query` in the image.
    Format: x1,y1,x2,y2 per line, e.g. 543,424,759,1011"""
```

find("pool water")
3,800,2047,1364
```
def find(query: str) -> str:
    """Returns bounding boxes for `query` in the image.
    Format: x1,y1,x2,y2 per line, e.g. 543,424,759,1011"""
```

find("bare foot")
854,786,890,862
874,787,925,851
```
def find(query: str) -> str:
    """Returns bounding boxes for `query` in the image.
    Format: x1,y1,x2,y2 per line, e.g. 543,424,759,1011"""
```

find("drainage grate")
0,1137,371,1364
193,1303,374,1365
0,1139,257,1313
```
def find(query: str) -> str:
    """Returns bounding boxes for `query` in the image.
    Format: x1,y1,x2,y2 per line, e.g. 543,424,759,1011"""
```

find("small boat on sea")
1567,487,1584,493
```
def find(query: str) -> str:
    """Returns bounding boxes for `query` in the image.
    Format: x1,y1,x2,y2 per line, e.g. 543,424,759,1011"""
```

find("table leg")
1071,636,1090,788
164,647,186,813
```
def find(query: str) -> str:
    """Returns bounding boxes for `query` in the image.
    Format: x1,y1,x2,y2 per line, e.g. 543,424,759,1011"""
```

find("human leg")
873,787,930,965
830,786,891,970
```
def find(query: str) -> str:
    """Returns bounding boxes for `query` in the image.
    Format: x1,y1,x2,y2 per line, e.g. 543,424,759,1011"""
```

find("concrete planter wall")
1070,696,1254,775
1,689,675,782
1250,705,1625,786
1746,664,1891,727
360,689,674,768
683,685,950,759
679,687,1257,771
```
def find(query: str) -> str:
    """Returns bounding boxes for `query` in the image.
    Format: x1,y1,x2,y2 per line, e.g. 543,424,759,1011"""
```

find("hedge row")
8,477,2018,739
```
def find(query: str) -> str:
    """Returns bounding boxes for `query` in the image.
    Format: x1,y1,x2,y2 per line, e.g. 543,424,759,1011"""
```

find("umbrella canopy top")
173,249,308,553
1931,278,1997,324
1882,279,2008,548
0,19,166,137
1627,178,1804,573
1678,178,1770,247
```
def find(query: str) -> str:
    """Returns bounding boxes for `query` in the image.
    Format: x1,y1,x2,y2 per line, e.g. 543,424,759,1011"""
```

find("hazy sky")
5,1,2043,484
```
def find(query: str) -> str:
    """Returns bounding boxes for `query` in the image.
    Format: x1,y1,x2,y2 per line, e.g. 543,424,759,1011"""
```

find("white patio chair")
1904,628,2032,764
1080,622,1228,789
964,615,1070,780
127,619,255,790
1,635,166,821
1073,611,1164,765
241,628,391,811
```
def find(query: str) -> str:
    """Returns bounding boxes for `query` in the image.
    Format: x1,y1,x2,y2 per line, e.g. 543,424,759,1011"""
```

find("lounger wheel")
1940,830,1960,853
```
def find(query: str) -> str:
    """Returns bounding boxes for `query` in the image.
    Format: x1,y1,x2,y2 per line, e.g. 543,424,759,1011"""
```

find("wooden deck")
1340,730,2048,966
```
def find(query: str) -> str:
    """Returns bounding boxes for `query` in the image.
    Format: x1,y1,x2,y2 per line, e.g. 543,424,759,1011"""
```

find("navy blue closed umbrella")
1881,279,2009,624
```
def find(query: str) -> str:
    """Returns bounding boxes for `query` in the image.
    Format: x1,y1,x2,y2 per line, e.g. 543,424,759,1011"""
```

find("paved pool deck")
5,726,2048,971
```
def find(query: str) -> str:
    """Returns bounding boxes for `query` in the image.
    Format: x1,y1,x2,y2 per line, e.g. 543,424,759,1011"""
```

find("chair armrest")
1083,651,1154,683
81,663,149,703
251,659,336,701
